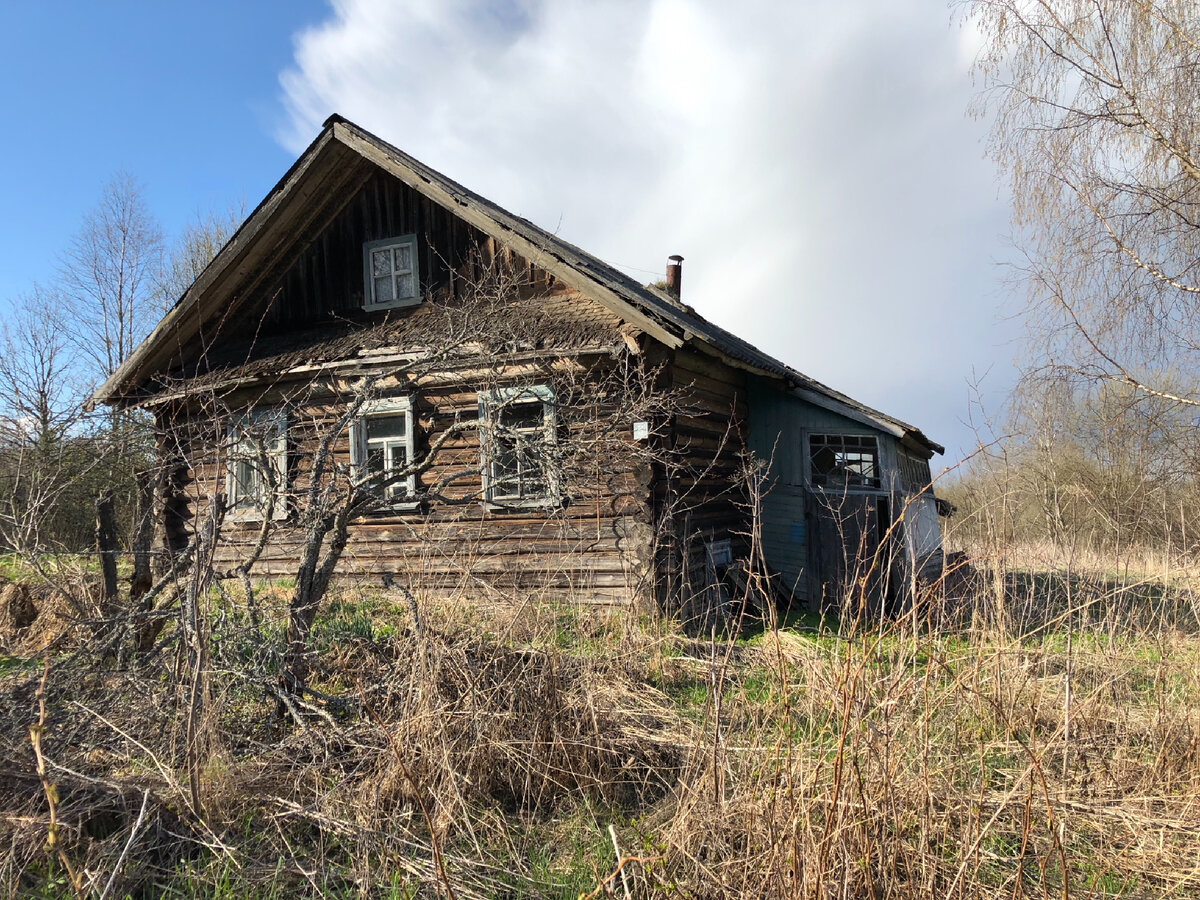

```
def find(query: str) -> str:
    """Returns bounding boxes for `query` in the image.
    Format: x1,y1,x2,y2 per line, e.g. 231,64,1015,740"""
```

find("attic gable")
93,119,683,408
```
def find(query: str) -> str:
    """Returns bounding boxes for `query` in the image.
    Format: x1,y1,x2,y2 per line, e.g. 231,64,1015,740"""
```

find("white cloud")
278,0,1017,458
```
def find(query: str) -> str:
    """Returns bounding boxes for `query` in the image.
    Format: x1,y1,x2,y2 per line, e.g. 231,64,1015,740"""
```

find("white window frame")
363,234,421,311
225,408,288,520
479,384,559,508
350,397,418,506
805,431,884,494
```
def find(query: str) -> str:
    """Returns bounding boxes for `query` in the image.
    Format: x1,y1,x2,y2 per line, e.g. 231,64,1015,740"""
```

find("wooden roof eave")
682,334,943,456
91,113,943,460
94,123,681,410
90,128,350,409
137,342,626,408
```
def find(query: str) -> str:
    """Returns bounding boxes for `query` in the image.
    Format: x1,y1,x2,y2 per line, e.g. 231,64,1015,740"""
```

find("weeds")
1,558,1198,897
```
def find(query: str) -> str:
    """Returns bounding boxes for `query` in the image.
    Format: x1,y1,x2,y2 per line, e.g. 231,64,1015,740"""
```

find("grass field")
1,552,1198,898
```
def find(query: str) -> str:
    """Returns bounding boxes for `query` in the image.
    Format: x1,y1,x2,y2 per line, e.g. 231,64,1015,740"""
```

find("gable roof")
93,115,942,456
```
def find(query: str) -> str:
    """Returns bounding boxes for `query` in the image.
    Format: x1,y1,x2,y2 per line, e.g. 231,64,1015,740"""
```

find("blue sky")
0,1,1020,461
0,2,326,301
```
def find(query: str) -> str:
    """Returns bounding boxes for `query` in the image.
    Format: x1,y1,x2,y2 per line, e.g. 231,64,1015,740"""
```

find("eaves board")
91,131,363,406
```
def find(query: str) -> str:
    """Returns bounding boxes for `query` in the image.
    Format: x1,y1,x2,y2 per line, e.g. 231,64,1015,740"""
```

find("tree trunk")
128,468,157,605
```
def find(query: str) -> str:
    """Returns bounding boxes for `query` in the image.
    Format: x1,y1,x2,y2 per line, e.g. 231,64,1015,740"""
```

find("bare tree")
154,204,245,314
0,286,82,447
966,0,1200,407
0,287,106,555
59,173,164,388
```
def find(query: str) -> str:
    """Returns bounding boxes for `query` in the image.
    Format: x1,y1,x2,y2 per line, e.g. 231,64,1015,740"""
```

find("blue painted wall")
746,377,902,605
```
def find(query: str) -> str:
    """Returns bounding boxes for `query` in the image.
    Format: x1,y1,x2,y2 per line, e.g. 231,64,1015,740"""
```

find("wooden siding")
746,376,904,607
143,162,765,611
653,346,750,612
171,167,569,381
157,359,659,606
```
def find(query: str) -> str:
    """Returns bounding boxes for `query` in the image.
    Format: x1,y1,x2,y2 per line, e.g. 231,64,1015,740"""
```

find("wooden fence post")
95,491,119,612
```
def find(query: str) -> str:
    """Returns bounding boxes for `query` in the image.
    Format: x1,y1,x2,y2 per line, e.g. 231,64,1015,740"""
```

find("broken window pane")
809,433,881,490
487,395,553,502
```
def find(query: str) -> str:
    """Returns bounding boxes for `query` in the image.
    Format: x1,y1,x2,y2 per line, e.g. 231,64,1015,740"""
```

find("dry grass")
0,558,1198,898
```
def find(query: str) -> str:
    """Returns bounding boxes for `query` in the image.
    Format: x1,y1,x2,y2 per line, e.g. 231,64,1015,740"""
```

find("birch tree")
155,205,244,314
60,173,164,388
967,0,1200,407
0,286,81,447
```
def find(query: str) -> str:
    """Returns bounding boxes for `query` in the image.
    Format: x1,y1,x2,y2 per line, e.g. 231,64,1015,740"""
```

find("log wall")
157,357,661,606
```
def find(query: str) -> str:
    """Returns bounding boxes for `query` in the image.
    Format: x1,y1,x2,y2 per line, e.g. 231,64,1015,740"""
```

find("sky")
0,1,1019,462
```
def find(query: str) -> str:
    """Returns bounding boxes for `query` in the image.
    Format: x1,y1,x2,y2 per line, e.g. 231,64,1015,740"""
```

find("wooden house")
93,115,946,614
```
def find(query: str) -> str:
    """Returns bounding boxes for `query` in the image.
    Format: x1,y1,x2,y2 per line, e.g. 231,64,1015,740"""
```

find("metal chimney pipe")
666,254,684,299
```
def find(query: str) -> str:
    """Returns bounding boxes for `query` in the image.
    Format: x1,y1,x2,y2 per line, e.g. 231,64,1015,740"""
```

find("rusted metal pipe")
666,254,683,299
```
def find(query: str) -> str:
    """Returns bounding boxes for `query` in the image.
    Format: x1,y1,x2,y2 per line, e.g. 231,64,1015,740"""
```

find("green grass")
0,550,134,584
515,808,616,899
0,655,38,674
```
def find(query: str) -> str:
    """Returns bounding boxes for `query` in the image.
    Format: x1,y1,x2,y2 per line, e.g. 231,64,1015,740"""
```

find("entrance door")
811,491,897,615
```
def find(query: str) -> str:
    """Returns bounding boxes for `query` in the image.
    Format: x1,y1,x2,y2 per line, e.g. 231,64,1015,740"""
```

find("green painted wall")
746,377,901,604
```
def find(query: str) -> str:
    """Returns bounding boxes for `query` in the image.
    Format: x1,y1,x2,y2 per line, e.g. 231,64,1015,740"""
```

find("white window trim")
363,234,421,311
225,408,288,521
804,430,885,495
350,396,419,508
479,384,559,508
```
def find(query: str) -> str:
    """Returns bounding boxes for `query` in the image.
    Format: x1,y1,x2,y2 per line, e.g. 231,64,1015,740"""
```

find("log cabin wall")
156,352,660,607
655,345,750,615
146,163,753,609
169,166,558,382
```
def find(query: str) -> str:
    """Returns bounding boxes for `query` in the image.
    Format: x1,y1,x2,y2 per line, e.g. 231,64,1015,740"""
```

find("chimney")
665,254,684,299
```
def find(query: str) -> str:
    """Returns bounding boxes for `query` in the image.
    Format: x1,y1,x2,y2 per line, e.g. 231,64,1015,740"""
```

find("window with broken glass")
363,235,420,310
808,433,881,491
350,398,416,502
226,409,288,518
481,386,557,505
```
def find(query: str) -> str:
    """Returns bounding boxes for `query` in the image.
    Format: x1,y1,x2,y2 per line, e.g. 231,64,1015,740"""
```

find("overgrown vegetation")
6,4,1200,895
0,554,1197,898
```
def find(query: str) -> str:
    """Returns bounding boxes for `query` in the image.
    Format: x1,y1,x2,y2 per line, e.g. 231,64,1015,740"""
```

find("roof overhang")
92,118,682,408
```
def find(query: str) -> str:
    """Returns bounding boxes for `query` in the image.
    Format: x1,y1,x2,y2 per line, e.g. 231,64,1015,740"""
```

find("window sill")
362,296,422,313
364,500,422,515
226,509,288,525
484,496,563,512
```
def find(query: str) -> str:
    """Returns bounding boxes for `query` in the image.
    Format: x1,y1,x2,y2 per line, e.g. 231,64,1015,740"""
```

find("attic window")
363,235,420,310
809,433,881,491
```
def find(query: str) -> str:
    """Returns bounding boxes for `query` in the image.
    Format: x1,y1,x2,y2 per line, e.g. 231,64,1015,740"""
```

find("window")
226,409,287,518
363,235,420,310
898,451,932,494
350,398,416,503
480,385,557,505
809,433,881,491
